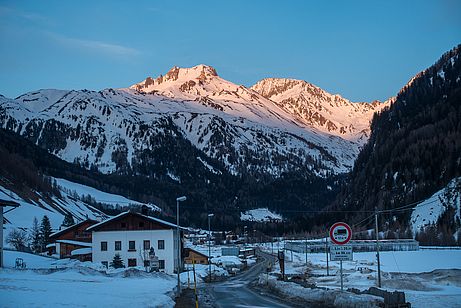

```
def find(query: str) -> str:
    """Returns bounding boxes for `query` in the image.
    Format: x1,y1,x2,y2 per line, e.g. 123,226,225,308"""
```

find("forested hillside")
329,45,461,239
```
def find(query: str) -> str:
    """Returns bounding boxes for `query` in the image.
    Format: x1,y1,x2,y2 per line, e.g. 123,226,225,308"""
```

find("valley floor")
259,243,461,308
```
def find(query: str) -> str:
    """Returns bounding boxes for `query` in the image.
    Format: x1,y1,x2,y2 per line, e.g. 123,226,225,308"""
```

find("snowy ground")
259,242,461,307
0,250,177,307
0,244,255,307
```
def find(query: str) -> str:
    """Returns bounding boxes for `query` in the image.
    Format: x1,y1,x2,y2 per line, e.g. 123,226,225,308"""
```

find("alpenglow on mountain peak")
131,64,219,93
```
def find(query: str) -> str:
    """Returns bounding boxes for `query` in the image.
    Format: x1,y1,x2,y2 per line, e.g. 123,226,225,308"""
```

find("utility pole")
208,213,214,282
375,207,382,288
176,196,186,296
305,239,308,265
325,235,329,276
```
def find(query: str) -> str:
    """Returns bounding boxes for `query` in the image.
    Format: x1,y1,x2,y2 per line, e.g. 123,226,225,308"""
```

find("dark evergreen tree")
39,215,53,251
110,254,125,269
61,213,75,228
29,217,41,253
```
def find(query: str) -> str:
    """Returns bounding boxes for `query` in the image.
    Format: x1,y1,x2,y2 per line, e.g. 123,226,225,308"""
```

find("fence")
285,239,419,253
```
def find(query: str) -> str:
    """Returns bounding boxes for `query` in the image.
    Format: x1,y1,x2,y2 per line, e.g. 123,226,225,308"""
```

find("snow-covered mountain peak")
251,77,389,143
130,64,221,94
0,64,391,178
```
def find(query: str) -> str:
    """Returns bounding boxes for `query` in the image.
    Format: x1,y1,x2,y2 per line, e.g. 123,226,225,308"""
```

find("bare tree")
6,228,28,251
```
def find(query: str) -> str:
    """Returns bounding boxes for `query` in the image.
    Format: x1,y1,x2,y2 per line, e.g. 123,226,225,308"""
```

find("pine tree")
61,213,75,228
39,215,53,251
30,217,41,253
110,254,125,269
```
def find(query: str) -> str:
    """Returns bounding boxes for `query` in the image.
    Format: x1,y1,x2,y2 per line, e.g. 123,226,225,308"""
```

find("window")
138,221,144,228
128,258,137,267
115,241,121,251
101,261,108,268
158,259,165,270
129,241,136,251
101,241,107,251
143,240,150,250
158,240,165,250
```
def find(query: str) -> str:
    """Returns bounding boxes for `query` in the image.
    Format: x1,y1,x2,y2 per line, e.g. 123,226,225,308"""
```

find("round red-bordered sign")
329,222,352,245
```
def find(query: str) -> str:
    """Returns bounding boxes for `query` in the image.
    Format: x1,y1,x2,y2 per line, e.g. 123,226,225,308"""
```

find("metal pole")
208,214,212,282
175,196,186,296
305,239,308,265
187,264,190,289
325,236,329,276
340,260,343,291
177,199,180,295
375,207,382,288
0,206,3,268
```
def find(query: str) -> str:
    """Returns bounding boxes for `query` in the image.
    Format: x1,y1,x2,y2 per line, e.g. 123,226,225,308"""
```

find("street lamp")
207,213,214,281
176,196,186,296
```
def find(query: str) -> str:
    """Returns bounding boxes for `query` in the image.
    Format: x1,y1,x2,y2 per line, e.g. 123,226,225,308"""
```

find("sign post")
329,222,353,291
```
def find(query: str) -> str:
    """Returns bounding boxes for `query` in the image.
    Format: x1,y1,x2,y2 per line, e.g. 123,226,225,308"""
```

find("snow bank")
258,275,382,307
0,250,177,307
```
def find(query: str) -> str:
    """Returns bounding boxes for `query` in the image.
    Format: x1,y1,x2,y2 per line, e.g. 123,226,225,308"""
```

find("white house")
87,211,183,274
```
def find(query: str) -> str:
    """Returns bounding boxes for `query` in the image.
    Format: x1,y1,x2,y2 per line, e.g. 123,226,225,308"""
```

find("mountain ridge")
1,65,388,178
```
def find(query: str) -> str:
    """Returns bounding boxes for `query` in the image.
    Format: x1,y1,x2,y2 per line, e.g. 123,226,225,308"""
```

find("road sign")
329,222,352,245
330,245,353,261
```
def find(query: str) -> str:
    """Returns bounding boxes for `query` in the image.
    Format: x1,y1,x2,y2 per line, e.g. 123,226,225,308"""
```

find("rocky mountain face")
251,78,391,145
0,65,386,179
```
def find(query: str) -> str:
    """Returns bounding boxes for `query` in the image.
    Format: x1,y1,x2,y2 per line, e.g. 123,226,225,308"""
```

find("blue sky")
0,0,460,101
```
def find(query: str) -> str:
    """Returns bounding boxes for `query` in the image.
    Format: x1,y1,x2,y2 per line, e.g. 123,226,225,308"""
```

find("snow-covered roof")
70,247,92,256
56,239,92,247
45,243,56,248
86,211,187,231
50,219,98,238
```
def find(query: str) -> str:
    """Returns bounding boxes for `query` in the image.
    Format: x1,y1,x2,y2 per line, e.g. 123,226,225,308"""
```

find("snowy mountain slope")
411,177,461,235
251,78,390,145
0,177,155,231
0,65,387,177
240,208,282,222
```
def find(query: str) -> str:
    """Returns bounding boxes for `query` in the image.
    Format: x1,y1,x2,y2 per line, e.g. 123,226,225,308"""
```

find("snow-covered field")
0,244,256,307
0,250,176,307
259,243,461,307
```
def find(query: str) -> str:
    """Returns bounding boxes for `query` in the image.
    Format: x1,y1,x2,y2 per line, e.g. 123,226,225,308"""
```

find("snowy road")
209,251,292,308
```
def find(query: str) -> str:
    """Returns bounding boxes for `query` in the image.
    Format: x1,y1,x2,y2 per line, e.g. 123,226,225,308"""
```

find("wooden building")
48,219,98,261
184,248,208,265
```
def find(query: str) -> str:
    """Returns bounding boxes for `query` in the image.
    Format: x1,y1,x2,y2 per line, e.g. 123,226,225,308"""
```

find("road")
209,250,291,308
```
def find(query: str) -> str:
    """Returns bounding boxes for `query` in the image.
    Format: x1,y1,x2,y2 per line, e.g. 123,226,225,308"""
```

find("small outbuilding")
184,248,208,265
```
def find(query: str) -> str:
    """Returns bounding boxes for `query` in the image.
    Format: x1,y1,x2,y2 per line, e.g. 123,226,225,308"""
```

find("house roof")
71,247,92,256
86,211,187,232
0,199,20,207
50,219,98,239
184,248,208,259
